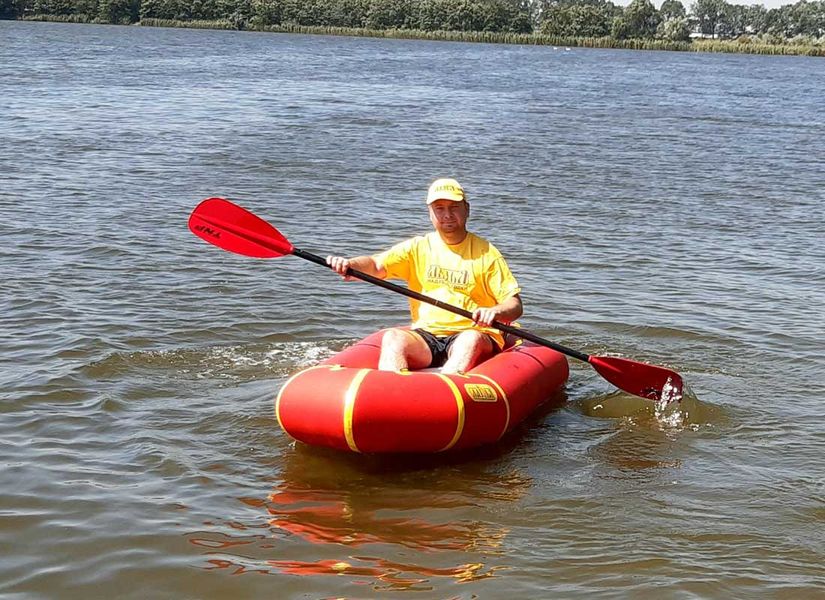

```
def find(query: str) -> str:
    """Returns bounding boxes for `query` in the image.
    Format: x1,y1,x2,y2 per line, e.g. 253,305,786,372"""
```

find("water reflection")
573,389,720,485
263,556,503,590
263,483,508,552
577,383,720,430
190,445,532,590
588,424,683,477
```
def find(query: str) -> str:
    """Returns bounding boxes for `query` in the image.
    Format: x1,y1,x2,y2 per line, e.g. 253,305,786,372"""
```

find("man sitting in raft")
326,178,523,374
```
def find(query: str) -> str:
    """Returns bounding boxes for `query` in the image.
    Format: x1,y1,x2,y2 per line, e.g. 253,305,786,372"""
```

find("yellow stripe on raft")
343,369,370,453
474,374,510,440
437,374,466,452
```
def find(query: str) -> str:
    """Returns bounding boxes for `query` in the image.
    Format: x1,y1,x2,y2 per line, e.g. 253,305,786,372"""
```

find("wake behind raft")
276,329,569,454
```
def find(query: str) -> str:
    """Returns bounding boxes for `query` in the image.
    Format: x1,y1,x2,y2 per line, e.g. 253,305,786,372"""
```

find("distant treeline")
3,0,825,51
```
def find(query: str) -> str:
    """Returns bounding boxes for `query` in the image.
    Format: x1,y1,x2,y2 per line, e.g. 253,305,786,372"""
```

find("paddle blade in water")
189,197,294,258
589,355,683,403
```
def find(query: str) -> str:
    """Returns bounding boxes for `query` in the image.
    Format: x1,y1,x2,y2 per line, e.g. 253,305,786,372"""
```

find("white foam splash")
656,377,683,409
160,341,340,381
654,377,687,428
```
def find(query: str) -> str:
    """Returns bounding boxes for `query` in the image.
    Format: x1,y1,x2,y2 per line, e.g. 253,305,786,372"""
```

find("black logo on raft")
195,224,221,239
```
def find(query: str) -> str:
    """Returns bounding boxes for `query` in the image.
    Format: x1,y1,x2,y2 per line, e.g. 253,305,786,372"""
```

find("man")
326,178,523,374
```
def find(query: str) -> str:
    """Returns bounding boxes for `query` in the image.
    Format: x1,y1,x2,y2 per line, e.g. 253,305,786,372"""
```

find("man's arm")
472,294,523,327
326,255,387,280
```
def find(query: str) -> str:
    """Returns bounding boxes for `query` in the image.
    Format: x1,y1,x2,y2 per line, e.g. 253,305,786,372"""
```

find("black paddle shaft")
291,247,591,363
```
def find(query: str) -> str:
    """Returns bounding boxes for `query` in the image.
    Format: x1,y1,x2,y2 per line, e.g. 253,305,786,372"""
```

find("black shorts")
412,329,502,369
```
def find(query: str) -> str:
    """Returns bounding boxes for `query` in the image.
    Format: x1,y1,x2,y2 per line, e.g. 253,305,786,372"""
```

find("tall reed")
25,16,823,57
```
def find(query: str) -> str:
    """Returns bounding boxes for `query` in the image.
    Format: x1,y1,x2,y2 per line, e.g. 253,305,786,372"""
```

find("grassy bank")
20,15,825,57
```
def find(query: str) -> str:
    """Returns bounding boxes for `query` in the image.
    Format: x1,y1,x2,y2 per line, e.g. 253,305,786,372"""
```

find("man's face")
428,200,469,236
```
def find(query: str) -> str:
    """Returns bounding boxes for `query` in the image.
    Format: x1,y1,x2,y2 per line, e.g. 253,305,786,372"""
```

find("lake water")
1,20,824,598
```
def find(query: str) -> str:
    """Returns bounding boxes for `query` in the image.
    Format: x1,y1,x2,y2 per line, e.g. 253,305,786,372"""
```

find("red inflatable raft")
276,329,569,453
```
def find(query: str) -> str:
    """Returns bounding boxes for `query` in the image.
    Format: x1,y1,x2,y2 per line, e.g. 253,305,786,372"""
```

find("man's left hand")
472,308,501,327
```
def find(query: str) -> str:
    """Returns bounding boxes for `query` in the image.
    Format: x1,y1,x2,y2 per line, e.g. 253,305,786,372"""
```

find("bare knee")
442,330,492,374
379,328,430,371
452,330,488,351
381,328,410,353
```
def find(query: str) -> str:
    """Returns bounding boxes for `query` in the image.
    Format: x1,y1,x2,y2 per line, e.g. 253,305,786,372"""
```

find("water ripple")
1,20,823,599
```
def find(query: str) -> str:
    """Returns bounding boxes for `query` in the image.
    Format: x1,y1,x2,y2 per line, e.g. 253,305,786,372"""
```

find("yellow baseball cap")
426,178,465,204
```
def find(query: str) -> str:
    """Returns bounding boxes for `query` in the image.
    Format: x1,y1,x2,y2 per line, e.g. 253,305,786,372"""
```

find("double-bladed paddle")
188,197,684,403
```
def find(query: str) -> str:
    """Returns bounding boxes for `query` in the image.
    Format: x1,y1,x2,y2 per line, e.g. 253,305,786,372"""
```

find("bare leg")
441,330,494,375
378,329,432,371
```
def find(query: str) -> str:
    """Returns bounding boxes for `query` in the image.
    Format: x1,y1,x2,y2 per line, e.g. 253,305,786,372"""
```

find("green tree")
657,16,691,39
226,0,253,28
540,3,575,35
743,3,768,34
192,0,221,19
0,0,31,17
327,0,369,27
413,0,444,30
139,0,172,20
364,0,413,29
97,0,137,22
764,5,791,36
612,0,659,38
659,0,686,20
249,0,281,26
73,0,99,18
788,0,825,36
475,0,525,32
505,0,533,32
441,0,487,31
32,0,73,15
541,2,614,37
288,0,333,26
718,2,747,37
691,0,728,37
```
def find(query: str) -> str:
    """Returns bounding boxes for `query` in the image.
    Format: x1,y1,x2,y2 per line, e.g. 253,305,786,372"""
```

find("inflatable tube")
276,329,569,453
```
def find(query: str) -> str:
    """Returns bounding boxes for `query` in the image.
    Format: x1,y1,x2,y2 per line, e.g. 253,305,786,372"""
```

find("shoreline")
16,15,825,57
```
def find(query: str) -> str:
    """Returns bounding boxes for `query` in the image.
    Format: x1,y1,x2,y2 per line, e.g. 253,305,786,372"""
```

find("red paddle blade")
589,356,683,403
188,197,294,258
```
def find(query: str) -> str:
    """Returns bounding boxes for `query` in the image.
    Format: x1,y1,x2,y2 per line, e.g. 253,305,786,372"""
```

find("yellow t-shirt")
373,232,520,349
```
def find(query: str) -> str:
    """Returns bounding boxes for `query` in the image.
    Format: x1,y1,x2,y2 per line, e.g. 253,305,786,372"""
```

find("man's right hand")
325,255,387,280
326,255,353,280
